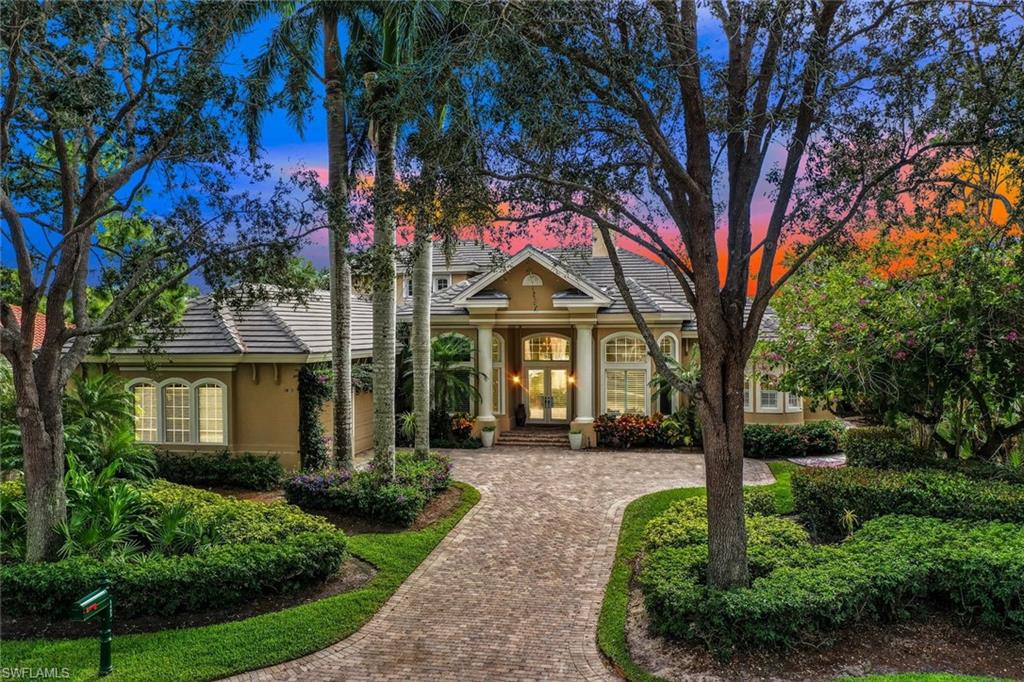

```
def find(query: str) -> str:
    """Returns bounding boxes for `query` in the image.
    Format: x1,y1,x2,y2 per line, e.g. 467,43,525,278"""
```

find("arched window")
602,333,648,415
196,381,227,444
161,381,192,443
522,273,543,287
524,335,570,361
656,333,679,414
128,381,158,443
492,333,505,415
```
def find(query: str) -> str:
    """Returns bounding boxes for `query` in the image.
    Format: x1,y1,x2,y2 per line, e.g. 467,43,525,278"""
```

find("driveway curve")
229,449,774,681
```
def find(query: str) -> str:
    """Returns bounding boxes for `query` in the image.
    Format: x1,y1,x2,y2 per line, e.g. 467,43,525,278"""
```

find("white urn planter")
568,430,583,450
481,428,496,448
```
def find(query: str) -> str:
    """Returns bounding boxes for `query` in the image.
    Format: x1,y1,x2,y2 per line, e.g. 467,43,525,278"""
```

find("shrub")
792,466,1024,540
449,413,473,441
0,481,346,619
155,451,284,490
842,427,934,469
595,413,663,448
639,513,1024,658
642,495,806,553
742,421,844,459
284,451,452,525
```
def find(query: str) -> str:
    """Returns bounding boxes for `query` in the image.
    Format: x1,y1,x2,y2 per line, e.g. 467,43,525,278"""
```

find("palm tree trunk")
323,11,354,469
371,119,398,477
411,224,432,458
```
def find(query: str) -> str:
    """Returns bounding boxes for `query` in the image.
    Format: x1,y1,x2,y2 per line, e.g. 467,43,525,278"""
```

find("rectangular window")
163,384,192,443
605,370,646,415
404,278,413,299
434,276,449,291
197,384,225,444
131,384,158,442
759,387,780,412
786,392,802,411
492,372,503,415
744,379,752,412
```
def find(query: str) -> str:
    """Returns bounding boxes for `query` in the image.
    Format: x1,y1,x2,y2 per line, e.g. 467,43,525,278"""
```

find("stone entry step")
497,426,569,447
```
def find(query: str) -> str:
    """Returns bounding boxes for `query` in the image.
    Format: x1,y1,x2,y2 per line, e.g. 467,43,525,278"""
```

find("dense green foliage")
842,427,937,469
640,508,1024,658
0,483,479,682
284,451,452,525
768,235,1024,463
792,466,1024,540
156,451,284,491
1,481,345,619
298,364,333,470
742,421,844,459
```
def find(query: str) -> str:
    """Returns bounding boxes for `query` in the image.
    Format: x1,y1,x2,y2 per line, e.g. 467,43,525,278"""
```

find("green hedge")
842,427,935,469
640,511,1024,658
742,420,844,459
792,466,1024,540
0,482,346,620
155,451,284,490
284,451,452,526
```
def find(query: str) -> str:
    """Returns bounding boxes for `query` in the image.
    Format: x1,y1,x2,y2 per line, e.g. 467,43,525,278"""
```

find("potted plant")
569,428,584,450
481,425,496,448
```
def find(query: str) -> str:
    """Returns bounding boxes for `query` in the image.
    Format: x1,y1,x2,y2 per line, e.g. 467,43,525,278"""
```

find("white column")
477,325,494,420
575,324,594,421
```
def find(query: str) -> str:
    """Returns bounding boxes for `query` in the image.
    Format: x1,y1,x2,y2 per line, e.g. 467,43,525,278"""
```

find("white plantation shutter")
606,370,626,414
197,384,226,444
625,370,646,414
131,384,158,442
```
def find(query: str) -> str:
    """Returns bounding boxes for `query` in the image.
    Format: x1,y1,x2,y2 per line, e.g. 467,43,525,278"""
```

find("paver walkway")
230,449,774,682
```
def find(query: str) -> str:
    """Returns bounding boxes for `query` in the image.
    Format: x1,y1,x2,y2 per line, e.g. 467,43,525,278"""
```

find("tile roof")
111,291,374,358
396,239,503,274
5,305,47,349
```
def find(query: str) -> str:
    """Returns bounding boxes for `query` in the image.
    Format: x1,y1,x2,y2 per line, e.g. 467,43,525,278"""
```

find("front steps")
497,425,569,447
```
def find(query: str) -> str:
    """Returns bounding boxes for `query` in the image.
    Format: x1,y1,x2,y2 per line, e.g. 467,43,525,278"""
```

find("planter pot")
569,432,583,450
481,430,495,448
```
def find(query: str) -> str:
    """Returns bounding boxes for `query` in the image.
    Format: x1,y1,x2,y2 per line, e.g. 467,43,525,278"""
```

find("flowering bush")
283,451,452,525
449,413,474,441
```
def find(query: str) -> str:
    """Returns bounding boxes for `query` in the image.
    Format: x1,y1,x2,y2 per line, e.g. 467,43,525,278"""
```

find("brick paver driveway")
231,449,774,681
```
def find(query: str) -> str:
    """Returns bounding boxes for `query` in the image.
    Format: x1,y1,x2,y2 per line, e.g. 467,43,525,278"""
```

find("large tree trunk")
695,337,749,589
323,11,354,469
9,356,67,562
411,228,432,458
371,120,398,476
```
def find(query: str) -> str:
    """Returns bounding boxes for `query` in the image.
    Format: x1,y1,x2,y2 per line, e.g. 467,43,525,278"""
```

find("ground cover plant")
0,483,479,682
284,450,452,525
155,451,285,491
1,478,346,620
792,466,1024,540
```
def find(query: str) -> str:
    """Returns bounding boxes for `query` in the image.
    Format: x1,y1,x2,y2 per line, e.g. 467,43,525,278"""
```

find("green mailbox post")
72,578,113,676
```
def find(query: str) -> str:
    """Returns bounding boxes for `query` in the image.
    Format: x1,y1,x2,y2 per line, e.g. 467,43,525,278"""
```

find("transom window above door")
524,335,570,361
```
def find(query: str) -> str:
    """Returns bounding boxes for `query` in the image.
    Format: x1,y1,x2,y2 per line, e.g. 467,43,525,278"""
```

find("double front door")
526,367,569,423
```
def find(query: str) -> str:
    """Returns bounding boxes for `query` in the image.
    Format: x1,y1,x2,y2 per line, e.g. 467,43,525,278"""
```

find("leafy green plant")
155,451,284,491
58,457,147,561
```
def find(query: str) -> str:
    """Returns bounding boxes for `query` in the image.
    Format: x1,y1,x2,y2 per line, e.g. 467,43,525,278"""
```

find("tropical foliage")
768,233,1024,463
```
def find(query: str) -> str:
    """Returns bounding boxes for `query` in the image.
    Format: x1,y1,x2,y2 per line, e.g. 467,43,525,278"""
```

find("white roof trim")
449,246,612,307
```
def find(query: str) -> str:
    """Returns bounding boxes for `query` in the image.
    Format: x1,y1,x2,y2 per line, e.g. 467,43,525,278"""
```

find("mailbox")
72,579,114,676
72,587,110,621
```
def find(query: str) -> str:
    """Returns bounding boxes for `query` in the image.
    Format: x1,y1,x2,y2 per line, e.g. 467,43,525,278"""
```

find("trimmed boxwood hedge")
842,427,936,469
792,466,1024,540
0,482,346,620
742,420,844,459
155,450,284,490
640,511,1024,658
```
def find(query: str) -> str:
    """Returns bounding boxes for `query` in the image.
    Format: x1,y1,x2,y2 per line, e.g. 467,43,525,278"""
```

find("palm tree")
428,333,483,416
241,2,370,470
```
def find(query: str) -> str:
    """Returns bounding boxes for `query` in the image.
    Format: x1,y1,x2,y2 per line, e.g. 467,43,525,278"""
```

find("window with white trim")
603,333,649,415
786,392,803,412
404,277,413,299
434,276,449,291
744,378,753,412
197,383,226,444
491,333,505,415
524,335,570,361
162,383,192,443
757,381,782,413
131,383,158,442
656,333,678,414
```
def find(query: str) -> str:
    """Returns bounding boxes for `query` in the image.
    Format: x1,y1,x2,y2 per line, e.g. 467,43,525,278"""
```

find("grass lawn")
595,462,1009,682
0,481,480,681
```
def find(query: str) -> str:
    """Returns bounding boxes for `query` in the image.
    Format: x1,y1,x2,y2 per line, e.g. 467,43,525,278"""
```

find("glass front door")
525,367,569,423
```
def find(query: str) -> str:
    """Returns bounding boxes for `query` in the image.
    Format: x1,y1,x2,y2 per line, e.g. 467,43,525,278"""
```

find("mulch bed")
626,585,1024,681
3,556,376,640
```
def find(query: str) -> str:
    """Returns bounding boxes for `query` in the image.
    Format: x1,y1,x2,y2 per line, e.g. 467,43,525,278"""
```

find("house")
95,233,828,467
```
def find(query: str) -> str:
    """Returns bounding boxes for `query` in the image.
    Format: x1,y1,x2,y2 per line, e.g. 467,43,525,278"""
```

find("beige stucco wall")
112,363,304,470
320,390,374,455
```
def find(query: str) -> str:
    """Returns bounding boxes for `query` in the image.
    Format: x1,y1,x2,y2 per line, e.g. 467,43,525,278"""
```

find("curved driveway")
230,448,774,681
